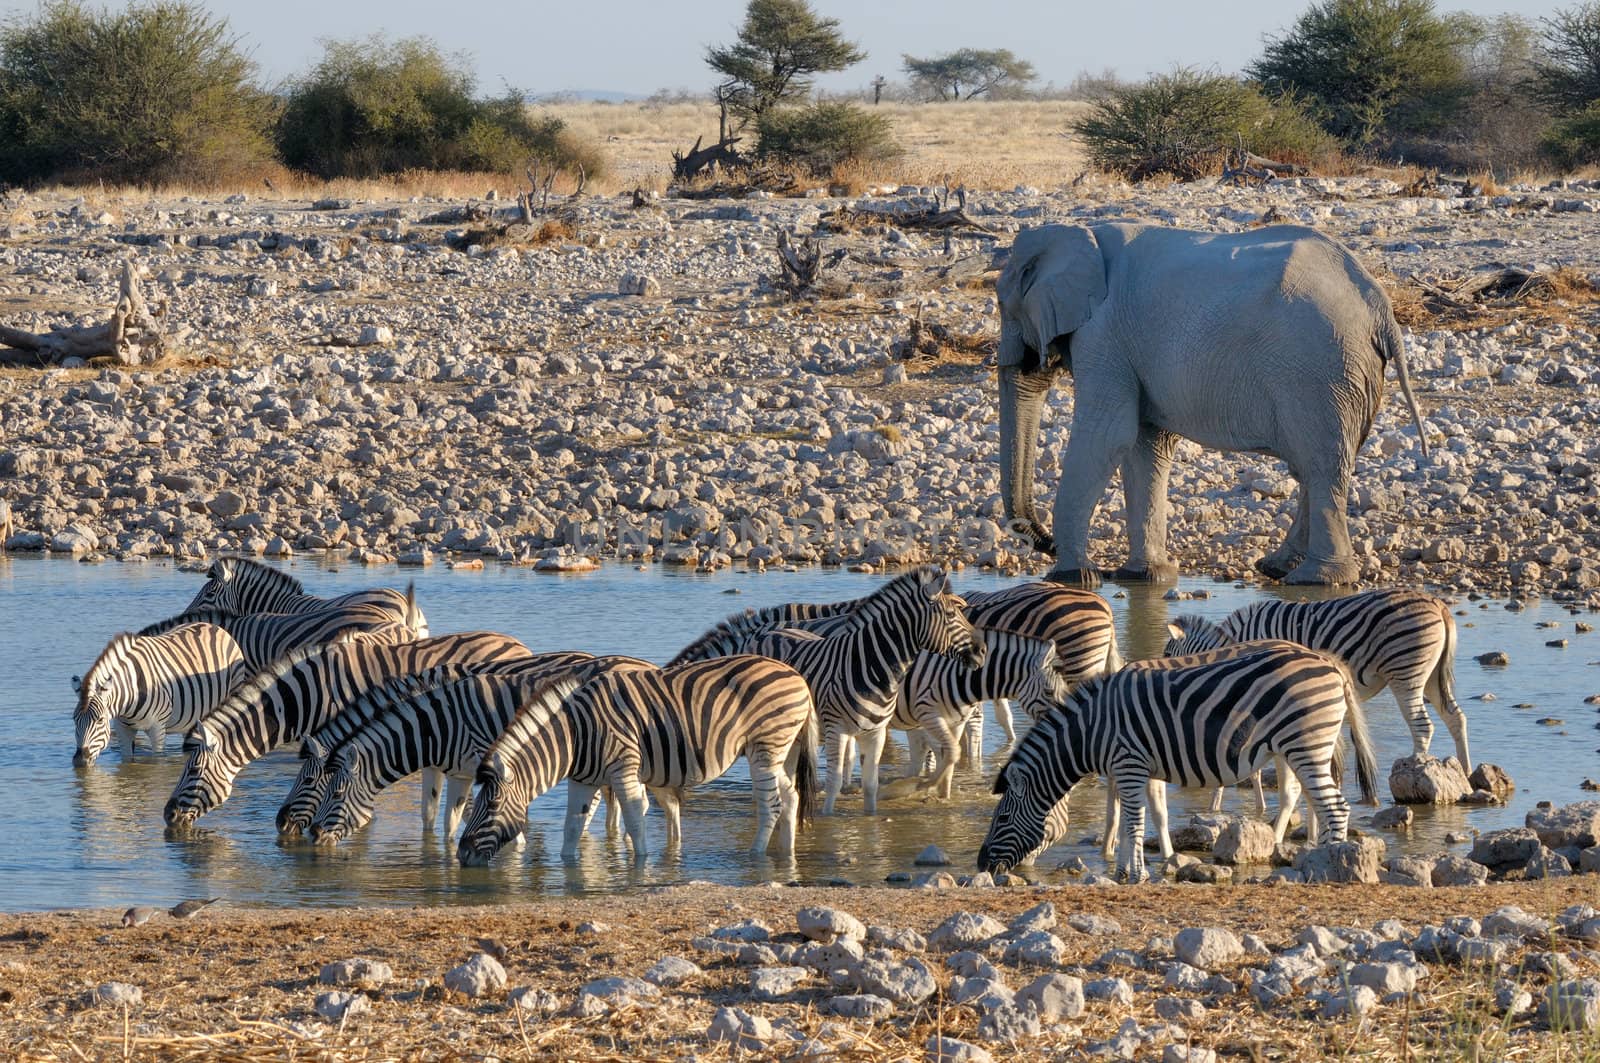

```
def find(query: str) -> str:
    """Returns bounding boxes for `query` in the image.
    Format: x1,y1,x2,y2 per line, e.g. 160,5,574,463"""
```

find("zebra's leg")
857,725,888,816
615,775,651,860
112,719,135,759
747,749,783,853
993,697,1016,746
1290,758,1350,844
906,729,932,778
145,723,166,753
1115,772,1150,883
444,774,472,838
1254,772,1268,817
1208,786,1224,813
420,767,444,832
839,733,860,794
1101,771,1119,861
562,782,602,861
822,726,848,816
1271,760,1304,842
651,787,681,848
961,710,983,768
1424,653,1471,771
605,787,622,835
922,718,961,801
1148,779,1173,860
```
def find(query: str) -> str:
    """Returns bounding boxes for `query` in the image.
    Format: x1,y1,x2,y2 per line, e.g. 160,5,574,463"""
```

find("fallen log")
0,261,165,367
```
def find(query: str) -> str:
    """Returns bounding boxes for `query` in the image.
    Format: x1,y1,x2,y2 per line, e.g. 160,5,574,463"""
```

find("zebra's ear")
70,675,82,693
1166,622,1186,640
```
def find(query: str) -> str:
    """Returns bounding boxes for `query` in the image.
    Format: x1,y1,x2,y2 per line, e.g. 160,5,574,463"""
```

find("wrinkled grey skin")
995,222,1426,587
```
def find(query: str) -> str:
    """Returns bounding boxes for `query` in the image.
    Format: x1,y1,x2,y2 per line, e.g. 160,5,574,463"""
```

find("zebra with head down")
183,556,420,631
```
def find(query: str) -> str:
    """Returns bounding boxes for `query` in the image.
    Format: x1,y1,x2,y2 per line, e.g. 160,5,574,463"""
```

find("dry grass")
1385,265,1600,333
2,881,1597,1061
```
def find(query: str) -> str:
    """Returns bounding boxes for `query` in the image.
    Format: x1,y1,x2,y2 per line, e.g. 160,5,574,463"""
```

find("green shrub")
755,101,899,174
1544,99,1600,167
0,0,272,185
1072,69,1337,180
277,36,603,180
1249,0,1474,146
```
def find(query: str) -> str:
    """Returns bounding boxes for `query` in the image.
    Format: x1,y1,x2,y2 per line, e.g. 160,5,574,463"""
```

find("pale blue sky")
0,0,1573,96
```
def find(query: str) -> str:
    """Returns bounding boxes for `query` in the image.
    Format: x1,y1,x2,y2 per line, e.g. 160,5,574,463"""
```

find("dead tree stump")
0,261,165,367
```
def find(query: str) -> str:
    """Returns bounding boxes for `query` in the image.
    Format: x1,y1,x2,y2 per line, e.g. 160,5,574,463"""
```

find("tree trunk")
0,261,165,367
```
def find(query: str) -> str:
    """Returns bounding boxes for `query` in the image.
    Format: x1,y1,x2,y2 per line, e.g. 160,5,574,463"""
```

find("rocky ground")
1,172,1599,599
4,880,1598,1061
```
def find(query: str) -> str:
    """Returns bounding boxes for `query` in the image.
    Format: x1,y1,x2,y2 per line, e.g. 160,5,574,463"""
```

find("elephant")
995,222,1426,587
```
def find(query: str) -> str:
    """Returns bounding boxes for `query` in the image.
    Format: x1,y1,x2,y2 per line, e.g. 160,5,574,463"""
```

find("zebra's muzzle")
72,748,94,767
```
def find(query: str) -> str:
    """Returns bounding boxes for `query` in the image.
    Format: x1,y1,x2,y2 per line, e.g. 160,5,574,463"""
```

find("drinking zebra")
457,655,818,865
1164,588,1468,769
884,630,1070,801
72,624,250,766
743,568,985,815
163,631,535,827
183,556,419,629
276,652,599,837
978,643,1377,882
140,599,419,673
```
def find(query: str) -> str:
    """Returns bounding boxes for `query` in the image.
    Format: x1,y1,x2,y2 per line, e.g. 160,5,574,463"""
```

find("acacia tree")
1249,0,1474,145
1532,1,1600,113
902,48,1036,101
705,0,865,124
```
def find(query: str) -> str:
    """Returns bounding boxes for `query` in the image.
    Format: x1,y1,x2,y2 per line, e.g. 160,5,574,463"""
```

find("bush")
1544,100,1600,167
0,1,272,185
1249,0,1474,146
755,101,899,173
1072,69,1338,181
277,36,602,180
1532,1,1600,115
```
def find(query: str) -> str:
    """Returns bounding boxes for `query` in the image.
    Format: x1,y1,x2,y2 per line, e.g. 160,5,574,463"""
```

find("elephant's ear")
999,226,1106,368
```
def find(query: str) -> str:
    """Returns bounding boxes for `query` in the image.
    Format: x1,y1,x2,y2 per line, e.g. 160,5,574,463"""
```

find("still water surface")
1,556,1595,912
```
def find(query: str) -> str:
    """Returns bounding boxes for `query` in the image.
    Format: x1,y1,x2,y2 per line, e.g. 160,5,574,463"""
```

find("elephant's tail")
1382,317,1430,459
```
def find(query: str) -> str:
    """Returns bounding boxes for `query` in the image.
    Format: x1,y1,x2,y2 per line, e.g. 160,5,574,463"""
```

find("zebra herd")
71,557,1470,882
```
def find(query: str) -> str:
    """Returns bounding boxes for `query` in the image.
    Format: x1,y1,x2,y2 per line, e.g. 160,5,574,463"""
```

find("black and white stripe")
72,624,249,766
1165,588,1469,768
140,602,416,673
978,643,1377,882
457,655,819,865
163,631,533,827
890,629,1069,800
275,652,595,837
184,556,420,630
745,567,985,815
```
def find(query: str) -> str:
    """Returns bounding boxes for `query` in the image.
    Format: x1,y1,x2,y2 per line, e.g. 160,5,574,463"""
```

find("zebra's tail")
1103,624,1124,674
793,715,819,831
1340,667,1380,806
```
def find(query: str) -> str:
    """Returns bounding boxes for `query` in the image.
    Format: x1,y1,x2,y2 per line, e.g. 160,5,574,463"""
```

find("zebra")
978,643,1377,882
275,652,598,837
163,631,534,828
884,630,1071,801
958,583,1122,746
457,654,819,866
140,598,419,673
72,624,250,766
1164,588,1469,770
668,600,859,666
183,556,419,630
743,567,985,816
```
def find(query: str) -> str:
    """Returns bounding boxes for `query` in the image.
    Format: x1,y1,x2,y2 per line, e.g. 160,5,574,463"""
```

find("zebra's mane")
669,601,853,666
198,639,338,737
1168,614,1222,644
139,608,235,637
485,673,586,776
76,632,137,715
306,667,456,762
215,557,305,597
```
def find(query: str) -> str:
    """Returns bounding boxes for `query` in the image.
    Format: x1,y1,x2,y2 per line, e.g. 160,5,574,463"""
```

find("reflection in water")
1,557,1596,910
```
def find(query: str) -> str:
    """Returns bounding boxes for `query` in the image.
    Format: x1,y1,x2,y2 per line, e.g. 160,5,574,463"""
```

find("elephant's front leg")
1114,426,1180,583
1046,400,1137,588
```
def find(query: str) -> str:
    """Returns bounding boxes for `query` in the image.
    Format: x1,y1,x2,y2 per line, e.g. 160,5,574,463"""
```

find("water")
1,556,1595,912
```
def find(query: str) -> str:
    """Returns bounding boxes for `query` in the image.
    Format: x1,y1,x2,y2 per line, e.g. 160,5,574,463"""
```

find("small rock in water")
914,844,952,866
1389,754,1471,805
1476,651,1510,666
1373,805,1414,830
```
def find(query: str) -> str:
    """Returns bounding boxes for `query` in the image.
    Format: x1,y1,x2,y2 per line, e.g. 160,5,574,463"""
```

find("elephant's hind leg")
1282,444,1359,585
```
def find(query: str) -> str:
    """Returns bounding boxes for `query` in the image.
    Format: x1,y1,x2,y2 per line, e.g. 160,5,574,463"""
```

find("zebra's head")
1163,616,1227,656
182,558,238,614
164,722,230,827
457,751,525,867
308,757,373,846
1014,641,1072,724
977,708,1084,875
275,741,331,835
909,568,986,670
72,635,136,766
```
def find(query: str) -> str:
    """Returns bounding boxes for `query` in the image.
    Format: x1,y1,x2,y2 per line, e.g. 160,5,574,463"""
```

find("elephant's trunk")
998,364,1056,554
